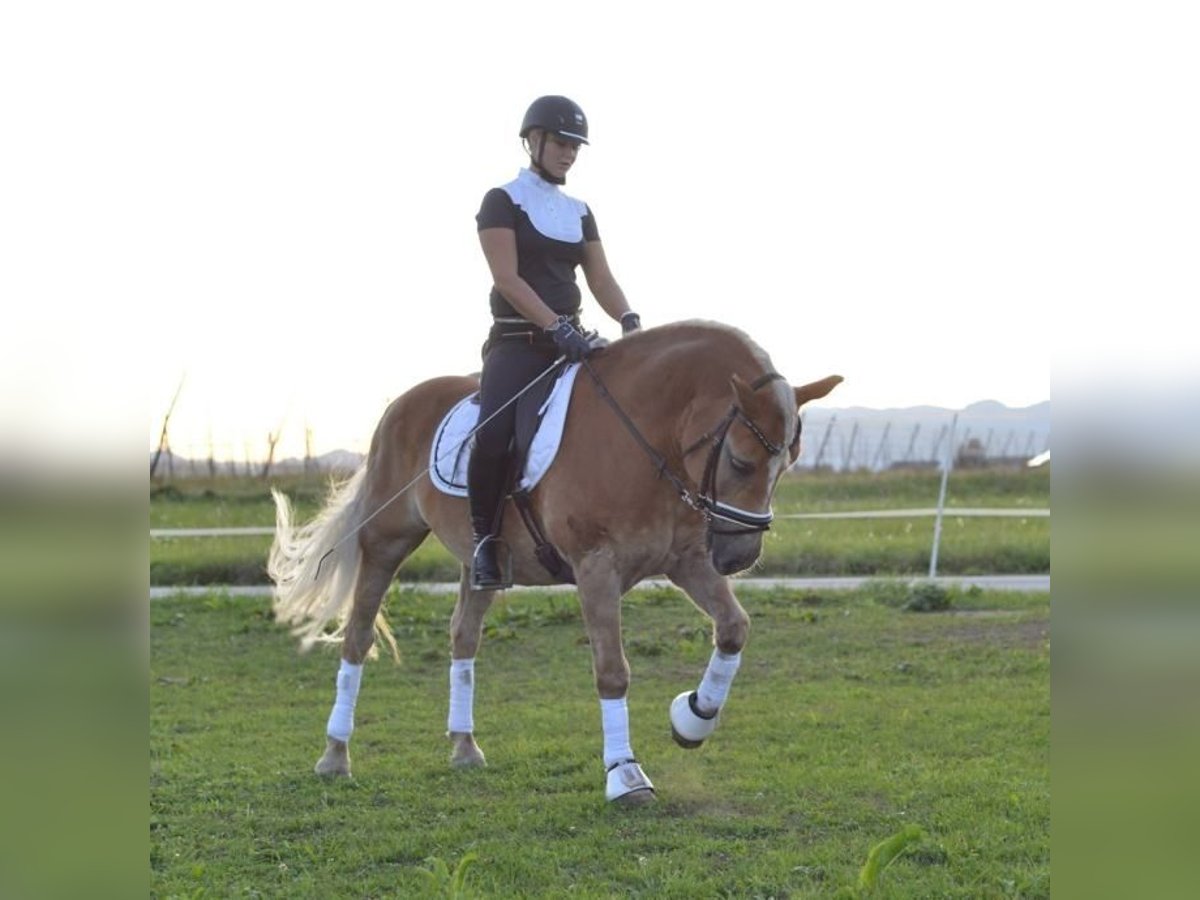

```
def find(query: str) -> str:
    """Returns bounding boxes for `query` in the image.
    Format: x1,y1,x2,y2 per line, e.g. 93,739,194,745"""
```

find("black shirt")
476,168,600,318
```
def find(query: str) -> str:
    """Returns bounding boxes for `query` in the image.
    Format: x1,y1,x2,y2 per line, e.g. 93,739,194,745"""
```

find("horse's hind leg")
665,558,750,749
446,566,498,768
315,526,428,777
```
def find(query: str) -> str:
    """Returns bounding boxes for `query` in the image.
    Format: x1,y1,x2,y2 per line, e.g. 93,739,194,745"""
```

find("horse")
269,320,841,804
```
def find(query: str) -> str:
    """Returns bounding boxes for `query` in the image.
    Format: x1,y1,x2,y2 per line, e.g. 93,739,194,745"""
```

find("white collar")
518,167,558,192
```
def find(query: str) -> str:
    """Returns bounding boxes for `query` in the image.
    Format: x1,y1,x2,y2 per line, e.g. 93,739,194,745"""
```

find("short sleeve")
582,204,600,242
476,188,516,231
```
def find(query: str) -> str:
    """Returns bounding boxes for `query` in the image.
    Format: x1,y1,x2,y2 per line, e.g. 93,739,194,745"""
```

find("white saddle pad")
429,363,582,497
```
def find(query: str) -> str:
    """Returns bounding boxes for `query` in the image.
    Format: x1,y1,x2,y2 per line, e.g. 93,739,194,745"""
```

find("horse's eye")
729,455,754,475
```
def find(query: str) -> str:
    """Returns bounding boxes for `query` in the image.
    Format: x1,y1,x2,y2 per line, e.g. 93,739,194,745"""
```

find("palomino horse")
269,320,840,804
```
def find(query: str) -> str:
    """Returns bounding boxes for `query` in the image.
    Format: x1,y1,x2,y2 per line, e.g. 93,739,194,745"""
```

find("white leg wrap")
326,660,363,742
447,658,476,734
600,697,654,801
600,697,634,768
669,691,719,746
696,649,741,716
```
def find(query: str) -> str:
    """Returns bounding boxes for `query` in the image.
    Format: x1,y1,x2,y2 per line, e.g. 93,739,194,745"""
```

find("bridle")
680,371,799,537
583,363,798,540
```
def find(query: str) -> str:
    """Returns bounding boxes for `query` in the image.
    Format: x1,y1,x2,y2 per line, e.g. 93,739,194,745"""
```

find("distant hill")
798,400,1051,471
150,400,1051,478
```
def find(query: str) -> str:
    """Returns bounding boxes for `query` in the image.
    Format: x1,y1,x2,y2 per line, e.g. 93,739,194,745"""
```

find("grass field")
150,584,1049,898
150,468,1050,585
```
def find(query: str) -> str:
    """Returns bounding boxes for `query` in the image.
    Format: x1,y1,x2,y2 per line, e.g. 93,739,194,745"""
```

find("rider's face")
532,131,580,179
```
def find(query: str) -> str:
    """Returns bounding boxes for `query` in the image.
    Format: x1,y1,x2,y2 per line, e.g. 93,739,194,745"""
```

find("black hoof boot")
470,536,508,591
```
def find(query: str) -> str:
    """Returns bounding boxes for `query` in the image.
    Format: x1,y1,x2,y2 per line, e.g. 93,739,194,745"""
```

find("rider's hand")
546,317,593,363
620,311,642,335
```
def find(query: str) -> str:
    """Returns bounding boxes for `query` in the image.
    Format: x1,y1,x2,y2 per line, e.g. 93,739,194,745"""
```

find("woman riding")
469,95,641,590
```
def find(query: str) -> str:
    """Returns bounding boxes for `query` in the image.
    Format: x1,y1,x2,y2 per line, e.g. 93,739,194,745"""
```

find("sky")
2,2,1196,466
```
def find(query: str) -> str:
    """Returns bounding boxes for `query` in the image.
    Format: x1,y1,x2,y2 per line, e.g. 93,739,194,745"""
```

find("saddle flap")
429,363,583,498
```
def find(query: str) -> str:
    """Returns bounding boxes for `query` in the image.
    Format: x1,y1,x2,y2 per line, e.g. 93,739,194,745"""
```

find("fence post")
929,412,958,578
813,416,836,470
844,422,859,472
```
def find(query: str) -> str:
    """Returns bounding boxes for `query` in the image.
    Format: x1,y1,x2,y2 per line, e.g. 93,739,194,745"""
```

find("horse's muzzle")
710,531,765,576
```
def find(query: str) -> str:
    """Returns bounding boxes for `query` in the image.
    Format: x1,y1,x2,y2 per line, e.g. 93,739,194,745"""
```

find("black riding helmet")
520,95,589,145
521,96,587,185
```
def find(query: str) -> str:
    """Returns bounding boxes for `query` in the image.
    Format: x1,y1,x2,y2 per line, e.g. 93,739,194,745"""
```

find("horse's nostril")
712,549,749,576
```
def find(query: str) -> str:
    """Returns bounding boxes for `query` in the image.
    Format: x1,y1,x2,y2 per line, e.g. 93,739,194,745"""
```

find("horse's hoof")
669,691,718,749
314,737,351,777
449,733,487,769
613,787,657,807
605,760,655,803
670,727,705,750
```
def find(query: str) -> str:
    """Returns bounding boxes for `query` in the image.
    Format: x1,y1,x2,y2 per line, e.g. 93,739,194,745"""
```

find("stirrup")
470,536,512,591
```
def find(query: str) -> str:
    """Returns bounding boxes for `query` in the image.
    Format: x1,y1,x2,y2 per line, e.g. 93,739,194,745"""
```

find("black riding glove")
546,316,593,362
620,311,642,335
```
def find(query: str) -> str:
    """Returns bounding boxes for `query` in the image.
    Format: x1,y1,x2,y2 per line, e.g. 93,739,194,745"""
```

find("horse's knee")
715,610,750,655
594,660,630,699
449,621,482,659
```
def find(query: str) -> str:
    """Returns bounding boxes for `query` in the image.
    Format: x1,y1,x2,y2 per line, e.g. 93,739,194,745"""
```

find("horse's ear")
794,375,843,409
730,373,760,412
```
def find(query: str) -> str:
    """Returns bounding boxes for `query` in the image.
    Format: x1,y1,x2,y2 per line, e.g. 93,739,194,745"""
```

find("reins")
581,360,787,534
578,359,697,508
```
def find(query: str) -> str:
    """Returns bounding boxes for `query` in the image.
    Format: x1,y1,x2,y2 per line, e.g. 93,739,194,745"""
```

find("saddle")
429,364,582,583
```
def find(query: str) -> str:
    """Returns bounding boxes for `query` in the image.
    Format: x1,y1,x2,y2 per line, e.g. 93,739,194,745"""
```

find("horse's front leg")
666,557,750,748
576,550,655,805
447,566,498,768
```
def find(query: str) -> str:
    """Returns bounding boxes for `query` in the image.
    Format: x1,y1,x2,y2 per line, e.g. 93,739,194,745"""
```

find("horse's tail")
268,466,400,661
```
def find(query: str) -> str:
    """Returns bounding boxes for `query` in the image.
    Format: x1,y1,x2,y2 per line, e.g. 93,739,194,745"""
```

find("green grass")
151,476,331,529
773,467,1049,514
759,516,1049,576
150,536,461,586
150,469,1050,585
151,586,1049,898
150,469,1050,528
149,517,1048,586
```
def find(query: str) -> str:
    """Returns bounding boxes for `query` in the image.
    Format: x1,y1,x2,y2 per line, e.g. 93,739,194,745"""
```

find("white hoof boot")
669,691,718,749
605,759,655,804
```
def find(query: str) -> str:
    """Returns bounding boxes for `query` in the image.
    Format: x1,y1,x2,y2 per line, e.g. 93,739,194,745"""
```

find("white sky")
2,2,1196,464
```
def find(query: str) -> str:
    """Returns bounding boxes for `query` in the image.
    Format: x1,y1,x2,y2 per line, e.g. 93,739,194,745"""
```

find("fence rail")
149,507,1049,540
149,574,1051,598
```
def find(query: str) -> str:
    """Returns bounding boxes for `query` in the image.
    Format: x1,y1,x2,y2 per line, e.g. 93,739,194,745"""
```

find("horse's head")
683,371,843,575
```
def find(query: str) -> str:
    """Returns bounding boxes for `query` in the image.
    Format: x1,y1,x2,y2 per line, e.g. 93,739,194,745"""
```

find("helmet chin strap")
528,135,566,185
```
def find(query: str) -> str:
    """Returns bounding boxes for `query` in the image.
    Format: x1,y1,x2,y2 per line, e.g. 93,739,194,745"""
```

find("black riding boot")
467,449,510,590
470,527,504,591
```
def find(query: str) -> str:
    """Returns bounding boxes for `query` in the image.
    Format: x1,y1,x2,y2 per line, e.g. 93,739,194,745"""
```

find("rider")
469,95,641,590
